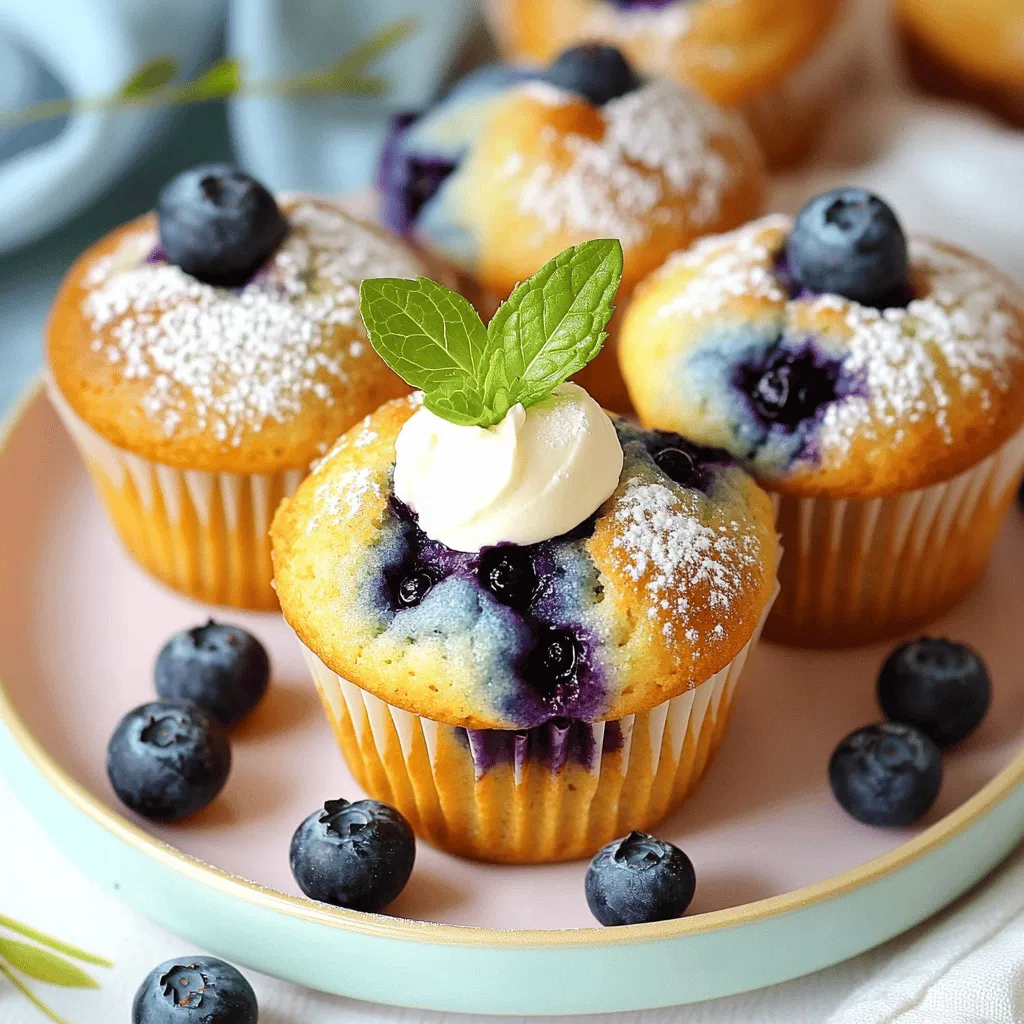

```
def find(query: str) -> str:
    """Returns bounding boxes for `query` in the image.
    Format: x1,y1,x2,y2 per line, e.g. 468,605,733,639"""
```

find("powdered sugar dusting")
819,239,1021,450
83,200,421,445
610,479,761,652
305,466,382,535
655,217,1024,452
514,81,749,247
655,216,790,319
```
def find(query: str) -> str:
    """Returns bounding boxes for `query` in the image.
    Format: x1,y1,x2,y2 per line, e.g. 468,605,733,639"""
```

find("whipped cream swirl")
393,383,623,552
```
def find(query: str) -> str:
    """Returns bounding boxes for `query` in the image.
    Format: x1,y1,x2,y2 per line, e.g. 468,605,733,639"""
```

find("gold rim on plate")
2,375,1023,949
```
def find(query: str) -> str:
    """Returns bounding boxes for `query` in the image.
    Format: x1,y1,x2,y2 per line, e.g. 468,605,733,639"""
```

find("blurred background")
1,0,1022,411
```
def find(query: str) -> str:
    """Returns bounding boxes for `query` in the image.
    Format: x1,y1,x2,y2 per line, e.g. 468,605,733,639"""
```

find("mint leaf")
485,239,623,413
118,56,178,100
360,277,494,426
0,938,98,988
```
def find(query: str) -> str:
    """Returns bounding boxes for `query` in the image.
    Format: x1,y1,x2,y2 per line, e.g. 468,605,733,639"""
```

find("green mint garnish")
359,238,624,427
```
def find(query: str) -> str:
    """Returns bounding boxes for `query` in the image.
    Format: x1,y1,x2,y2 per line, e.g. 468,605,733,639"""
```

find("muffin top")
620,209,1024,498
273,238,777,730
272,394,778,730
898,0,1024,86
378,53,764,297
48,193,425,474
485,0,846,106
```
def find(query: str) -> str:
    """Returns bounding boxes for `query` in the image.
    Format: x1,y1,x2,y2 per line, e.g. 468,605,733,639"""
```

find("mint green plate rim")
2,377,1024,1016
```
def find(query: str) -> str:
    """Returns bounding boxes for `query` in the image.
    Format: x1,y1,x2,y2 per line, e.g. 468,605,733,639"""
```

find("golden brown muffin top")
47,196,425,473
620,216,1024,498
272,394,779,730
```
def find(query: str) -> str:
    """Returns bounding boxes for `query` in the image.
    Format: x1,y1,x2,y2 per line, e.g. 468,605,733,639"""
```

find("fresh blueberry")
585,831,696,926
157,164,288,287
878,639,990,748
132,956,257,1023
290,798,416,911
741,347,841,428
654,447,699,489
546,44,642,106
829,722,942,827
107,700,231,822
479,547,537,609
785,188,909,306
155,621,270,727
396,570,434,608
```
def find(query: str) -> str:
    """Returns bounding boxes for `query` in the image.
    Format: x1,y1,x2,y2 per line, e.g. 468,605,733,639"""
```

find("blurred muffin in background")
898,0,1024,128
378,45,765,412
484,0,863,170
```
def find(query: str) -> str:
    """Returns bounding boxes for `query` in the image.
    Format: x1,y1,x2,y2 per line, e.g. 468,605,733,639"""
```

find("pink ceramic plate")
2,383,1023,928
3,382,1024,1013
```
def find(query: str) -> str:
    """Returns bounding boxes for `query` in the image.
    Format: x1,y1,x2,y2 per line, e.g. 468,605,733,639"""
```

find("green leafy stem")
0,17,417,130
0,914,112,1024
360,238,625,427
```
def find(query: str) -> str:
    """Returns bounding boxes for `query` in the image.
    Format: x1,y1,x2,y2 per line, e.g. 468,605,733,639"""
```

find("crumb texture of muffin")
272,394,778,731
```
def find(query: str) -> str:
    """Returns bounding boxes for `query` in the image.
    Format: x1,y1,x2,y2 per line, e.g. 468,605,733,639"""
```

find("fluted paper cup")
767,427,1024,648
49,382,303,610
299,588,776,864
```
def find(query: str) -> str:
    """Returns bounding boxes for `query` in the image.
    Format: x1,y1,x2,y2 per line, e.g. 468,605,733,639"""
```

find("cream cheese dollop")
393,383,624,552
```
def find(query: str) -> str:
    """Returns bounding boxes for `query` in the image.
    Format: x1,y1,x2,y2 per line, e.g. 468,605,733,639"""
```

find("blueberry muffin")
47,165,426,609
485,0,862,169
899,0,1024,128
377,45,764,414
272,242,779,862
620,190,1024,647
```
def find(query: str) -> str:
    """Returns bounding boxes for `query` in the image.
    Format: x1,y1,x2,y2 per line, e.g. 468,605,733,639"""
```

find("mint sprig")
359,239,624,427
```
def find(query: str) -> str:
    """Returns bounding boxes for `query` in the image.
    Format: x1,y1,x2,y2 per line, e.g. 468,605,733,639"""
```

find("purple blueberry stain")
377,112,459,237
607,0,680,8
732,339,866,462
459,717,601,776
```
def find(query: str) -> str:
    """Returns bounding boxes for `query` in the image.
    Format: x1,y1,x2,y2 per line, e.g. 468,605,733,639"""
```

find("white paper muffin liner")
49,381,303,610
299,585,776,863
767,426,1024,647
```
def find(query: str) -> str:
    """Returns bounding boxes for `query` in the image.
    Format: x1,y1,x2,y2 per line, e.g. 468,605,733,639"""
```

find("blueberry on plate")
585,831,696,926
878,638,990,748
107,700,231,822
157,164,288,287
290,798,416,912
546,44,642,106
829,722,942,827
155,621,270,727
785,188,909,307
132,956,257,1023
